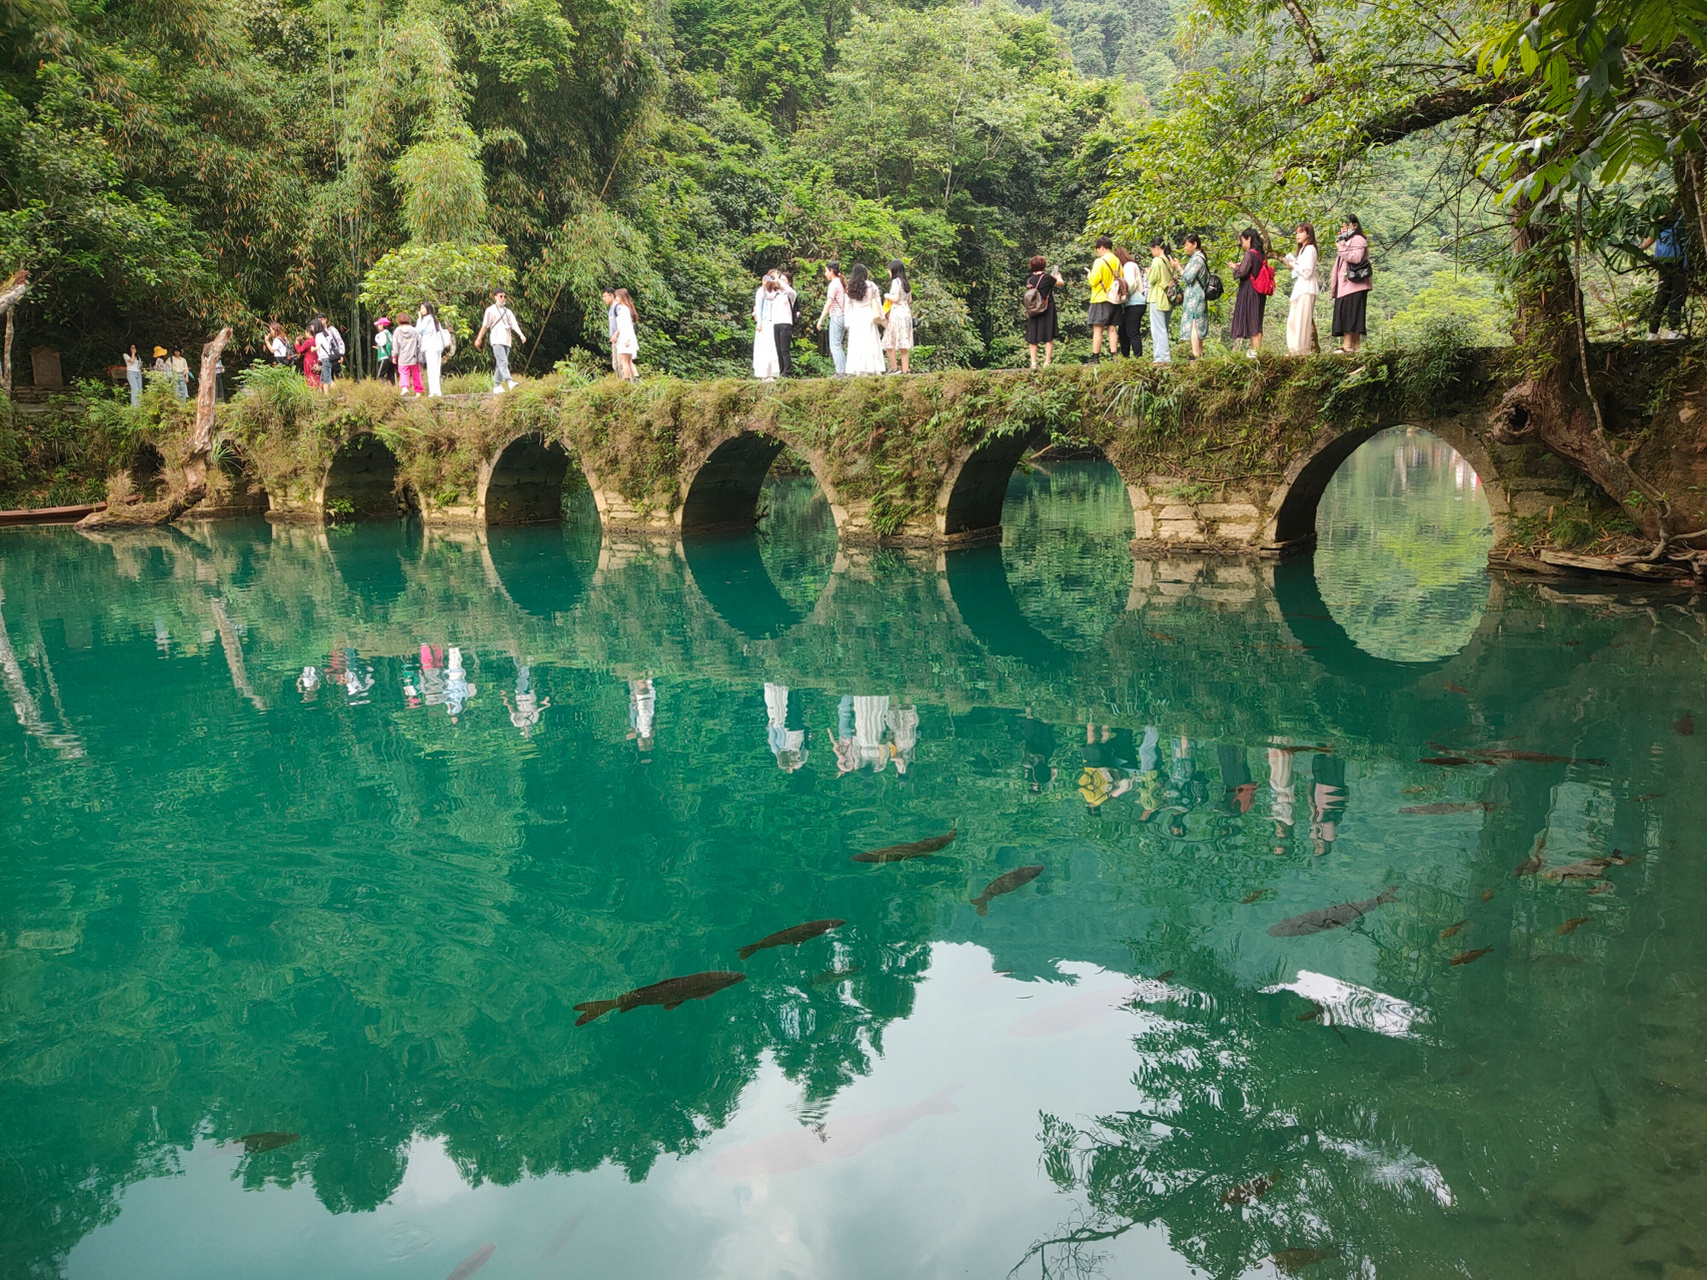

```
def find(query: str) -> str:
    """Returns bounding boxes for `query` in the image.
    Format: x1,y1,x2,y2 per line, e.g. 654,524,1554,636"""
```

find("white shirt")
482,304,523,346
417,314,443,355
1121,259,1144,304
1286,243,1319,298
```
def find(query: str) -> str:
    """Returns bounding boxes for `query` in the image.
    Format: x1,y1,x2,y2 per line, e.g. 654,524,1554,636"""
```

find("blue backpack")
1654,222,1683,262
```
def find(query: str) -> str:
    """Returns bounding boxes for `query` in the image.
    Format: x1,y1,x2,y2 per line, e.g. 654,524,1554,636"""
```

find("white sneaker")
507,379,518,389
1663,329,1683,340
493,384,506,394
1246,350,1258,359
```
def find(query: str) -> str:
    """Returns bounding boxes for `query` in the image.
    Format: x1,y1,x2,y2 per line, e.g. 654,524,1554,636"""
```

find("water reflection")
0,462,1703,1280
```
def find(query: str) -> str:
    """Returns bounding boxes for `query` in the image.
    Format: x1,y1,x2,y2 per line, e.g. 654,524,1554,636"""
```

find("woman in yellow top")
1085,235,1121,362
1145,238,1179,364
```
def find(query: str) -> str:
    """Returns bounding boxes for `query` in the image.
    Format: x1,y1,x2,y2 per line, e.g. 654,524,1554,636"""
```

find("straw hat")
153,346,167,357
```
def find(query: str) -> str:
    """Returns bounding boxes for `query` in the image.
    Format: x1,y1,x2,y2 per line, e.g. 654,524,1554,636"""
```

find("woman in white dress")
417,302,446,397
1283,224,1320,356
842,262,886,375
881,258,914,373
613,288,639,380
752,273,787,380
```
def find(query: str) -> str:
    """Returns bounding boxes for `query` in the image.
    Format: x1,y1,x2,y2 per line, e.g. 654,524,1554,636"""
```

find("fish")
716,1087,960,1176
852,831,957,863
1268,889,1397,937
1276,744,1331,754
813,965,863,985
1154,970,1175,981
1467,749,1607,765
1146,629,1178,644
1421,756,1473,766
540,1213,585,1261
445,1243,495,1280
1514,838,1547,877
1297,1005,1323,1022
1450,947,1494,966
1607,849,1637,865
1400,802,1497,815
1008,985,1133,1037
1676,712,1695,736
1439,919,1467,939
1542,857,1612,882
1401,786,1432,795
574,971,747,1025
1481,888,1497,901
1632,793,1664,802
1557,916,1590,935
1444,682,1470,694
1258,643,1322,651
972,865,1045,915
1241,888,1274,904
239,1132,299,1153
1271,1247,1336,1273
1220,1172,1276,1205
738,918,845,960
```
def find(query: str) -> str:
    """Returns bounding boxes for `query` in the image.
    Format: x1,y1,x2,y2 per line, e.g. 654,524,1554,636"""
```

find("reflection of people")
1267,744,1296,854
503,662,551,738
419,643,446,708
444,646,477,722
1311,753,1348,856
1217,744,1256,814
341,648,374,704
764,683,808,772
296,665,320,701
628,676,656,758
886,700,919,776
1135,725,1162,819
1015,709,1057,793
827,695,860,774
1079,722,1135,814
853,695,890,771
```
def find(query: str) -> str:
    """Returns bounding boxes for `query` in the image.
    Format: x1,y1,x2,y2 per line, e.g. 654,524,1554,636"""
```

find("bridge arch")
935,430,1041,542
476,434,594,527
1265,418,1509,550
320,433,416,521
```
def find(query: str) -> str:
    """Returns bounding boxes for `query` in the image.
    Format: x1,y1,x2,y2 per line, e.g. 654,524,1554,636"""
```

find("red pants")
399,364,423,393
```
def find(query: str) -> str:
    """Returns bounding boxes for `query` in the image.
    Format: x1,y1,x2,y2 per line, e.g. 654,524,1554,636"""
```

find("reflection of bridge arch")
325,519,423,605
321,434,416,522
1266,418,1509,549
482,525,596,620
938,544,1073,669
680,530,829,641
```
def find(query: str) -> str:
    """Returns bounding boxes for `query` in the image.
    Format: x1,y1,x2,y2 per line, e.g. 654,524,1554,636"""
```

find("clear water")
3,439,1704,1280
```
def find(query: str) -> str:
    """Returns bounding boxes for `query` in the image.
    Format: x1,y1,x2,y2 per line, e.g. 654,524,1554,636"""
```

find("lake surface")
3,436,1704,1280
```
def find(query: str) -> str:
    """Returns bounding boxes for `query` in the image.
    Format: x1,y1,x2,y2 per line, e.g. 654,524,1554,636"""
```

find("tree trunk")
0,269,27,398
180,327,233,492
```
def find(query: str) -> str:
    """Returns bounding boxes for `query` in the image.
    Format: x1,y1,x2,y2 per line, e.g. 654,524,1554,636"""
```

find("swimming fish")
813,965,863,985
1676,712,1695,736
239,1132,299,1153
738,918,845,960
1591,1068,1617,1126
1154,970,1175,981
1271,1247,1336,1273
1220,1173,1276,1205
1400,802,1497,815
1401,786,1432,795
852,831,957,863
972,865,1045,915
1421,756,1472,766
1481,888,1496,901
1632,793,1664,802
1439,919,1467,939
1276,744,1331,754
1268,889,1397,937
1557,916,1590,935
1542,857,1612,882
444,1243,495,1280
1450,947,1494,966
1146,629,1178,644
1240,888,1274,904
1514,838,1547,878
1607,849,1636,865
1467,749,1607,765
1444,682,1470,694
1296,1005,1322,1022
574,971,747,1025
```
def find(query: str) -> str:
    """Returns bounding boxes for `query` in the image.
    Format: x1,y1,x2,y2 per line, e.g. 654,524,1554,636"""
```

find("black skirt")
1229,280,1266,339
1025,305,1058,345
1331,291,1368,336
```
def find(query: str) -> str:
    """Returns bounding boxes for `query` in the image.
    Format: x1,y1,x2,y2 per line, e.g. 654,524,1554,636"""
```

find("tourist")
764,683,808,773
843,262,885,375
1023,256,1064,369
1177,234,1209,361
474,289,525,393
266,323,291,365
214,353,225,401
628,676,656,759
613,287,639,380
1146,238,1178,364
816,261,848,375
317,314,346,387
773,270,798,377
1229,229,1269,357
752,272,787,380
1642,211,1687,339
1267,741,1295,855
122,344,143,406
296,329,321,389
168,347,192,400
1014,709,1057,793
1086,235,1121,362
1119,247,1146,359
852,694,891,771
828,694,859,774
1329,216,1372,353
503,661,551,738
393,313,422,395
444,646,477,723
417,302,446,397
373,317,395,384
1284,223,1320,356
882,259,914,374
1310,751,1348,855
886,700,919,775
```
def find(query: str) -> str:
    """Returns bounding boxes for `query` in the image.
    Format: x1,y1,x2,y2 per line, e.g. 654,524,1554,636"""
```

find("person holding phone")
1329,216,1372,353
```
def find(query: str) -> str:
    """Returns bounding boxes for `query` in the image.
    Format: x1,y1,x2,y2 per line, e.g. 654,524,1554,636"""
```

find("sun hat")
153,346,167,356
375,317,391,328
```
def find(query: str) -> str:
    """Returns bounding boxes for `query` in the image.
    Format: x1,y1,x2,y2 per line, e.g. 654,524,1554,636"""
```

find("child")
393,313,422,395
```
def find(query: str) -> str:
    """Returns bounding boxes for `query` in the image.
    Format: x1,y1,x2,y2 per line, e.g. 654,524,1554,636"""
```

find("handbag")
1345,255,1374,284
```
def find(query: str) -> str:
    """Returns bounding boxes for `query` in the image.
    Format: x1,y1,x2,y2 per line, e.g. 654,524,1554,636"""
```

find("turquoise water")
3,442,1704,1280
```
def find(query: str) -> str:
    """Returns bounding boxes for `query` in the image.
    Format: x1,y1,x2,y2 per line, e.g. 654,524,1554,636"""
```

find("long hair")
419,302,437,320
1296,223,1317,248
1344,215,1364,235
888,258,909,296
848,262,873,303
1240,227,1266,257
614,287,637,321
1113,247,1133,267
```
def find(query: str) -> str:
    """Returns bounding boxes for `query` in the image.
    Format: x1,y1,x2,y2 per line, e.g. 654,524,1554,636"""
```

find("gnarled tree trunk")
0,269,28,399
180,327,233,493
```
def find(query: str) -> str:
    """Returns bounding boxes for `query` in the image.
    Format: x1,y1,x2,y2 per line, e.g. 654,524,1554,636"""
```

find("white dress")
614,303,638,357
1284,244,1319,355
752,287,784,379
881,279,914,351
844,286,885,375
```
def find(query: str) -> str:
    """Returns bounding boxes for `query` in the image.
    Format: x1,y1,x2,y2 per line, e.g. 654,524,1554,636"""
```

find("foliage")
360,242,511,341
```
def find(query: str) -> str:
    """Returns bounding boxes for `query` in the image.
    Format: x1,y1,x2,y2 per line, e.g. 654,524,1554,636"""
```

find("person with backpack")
1145,238,1180,364
1229,228,1271,357
474,289,525,393
373,317,394,384
1642,212,1688,339
1177,234,1211,361
1023,256,1064,369
1119,248,1145,359
1086,235,1121,362
1329,216,1372,353
417,302,447,397
393,313,422,395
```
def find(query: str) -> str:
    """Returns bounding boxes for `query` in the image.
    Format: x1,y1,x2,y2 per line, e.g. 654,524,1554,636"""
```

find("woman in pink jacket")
1329,216,1373,353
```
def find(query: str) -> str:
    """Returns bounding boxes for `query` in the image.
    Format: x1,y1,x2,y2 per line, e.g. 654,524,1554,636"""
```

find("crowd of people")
120,344,224,405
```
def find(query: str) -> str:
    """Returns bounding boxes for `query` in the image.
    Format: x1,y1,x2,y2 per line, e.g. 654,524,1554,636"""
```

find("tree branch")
1278,82,1528,180
1279,0,1327,64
